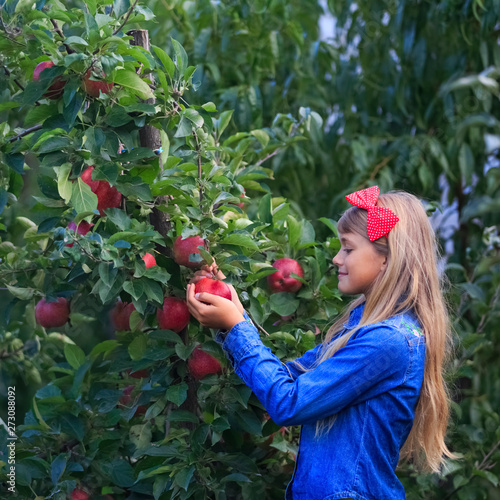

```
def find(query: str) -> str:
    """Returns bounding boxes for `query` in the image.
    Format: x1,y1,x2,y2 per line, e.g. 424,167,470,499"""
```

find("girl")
186,187,455,500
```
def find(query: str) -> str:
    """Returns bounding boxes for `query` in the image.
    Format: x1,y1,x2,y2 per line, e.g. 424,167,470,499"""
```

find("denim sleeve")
219,321,411,426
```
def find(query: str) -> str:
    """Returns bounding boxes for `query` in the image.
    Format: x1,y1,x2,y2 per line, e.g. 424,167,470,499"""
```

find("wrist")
224,312,245,331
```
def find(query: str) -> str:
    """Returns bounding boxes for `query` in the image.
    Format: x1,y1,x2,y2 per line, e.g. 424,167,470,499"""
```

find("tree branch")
113,0,139,36
9,124,43,142
50,19,75,54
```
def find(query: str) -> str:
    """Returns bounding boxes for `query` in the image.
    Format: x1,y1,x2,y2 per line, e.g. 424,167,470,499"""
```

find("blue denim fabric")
216,303,426,500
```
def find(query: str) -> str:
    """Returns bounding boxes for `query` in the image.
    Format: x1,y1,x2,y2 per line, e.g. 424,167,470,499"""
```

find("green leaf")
269,293,300,316
166,382,188,406
221,233,260,251
152,45,175,79
90,340,119,359
183,108,204,128
71,178,98,214
123,280,145,301
64,343,86,370
171,38,188,75
6,285,34,300
128,334,147,361
318,217,338,236
113,69,154,100
129,422,153,450
174,465,195,491
216,110,233,137
56,163,73,204
50,454,67,485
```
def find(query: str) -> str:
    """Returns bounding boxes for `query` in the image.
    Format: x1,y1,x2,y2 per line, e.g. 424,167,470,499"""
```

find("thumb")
194,292,225,306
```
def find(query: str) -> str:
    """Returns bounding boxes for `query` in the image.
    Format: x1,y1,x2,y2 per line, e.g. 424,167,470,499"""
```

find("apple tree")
0,1,342,498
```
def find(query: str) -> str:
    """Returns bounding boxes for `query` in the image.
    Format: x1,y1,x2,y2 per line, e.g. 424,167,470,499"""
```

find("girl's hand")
189,263,244,315
186,283,245,330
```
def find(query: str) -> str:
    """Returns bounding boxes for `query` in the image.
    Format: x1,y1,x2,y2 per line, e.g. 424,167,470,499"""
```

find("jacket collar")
343,302,365,329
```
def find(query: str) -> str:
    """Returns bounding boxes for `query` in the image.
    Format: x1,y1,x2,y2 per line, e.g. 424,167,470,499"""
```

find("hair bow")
345,186,399,241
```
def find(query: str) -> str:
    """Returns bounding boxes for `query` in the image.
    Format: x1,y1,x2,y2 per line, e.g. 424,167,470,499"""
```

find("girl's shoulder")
350,310,425,348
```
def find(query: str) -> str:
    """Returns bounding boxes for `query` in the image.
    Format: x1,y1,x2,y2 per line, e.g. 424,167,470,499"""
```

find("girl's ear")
380,256,388,272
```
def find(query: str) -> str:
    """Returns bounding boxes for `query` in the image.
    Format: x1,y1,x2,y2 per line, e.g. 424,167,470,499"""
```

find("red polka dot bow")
345,186,399,241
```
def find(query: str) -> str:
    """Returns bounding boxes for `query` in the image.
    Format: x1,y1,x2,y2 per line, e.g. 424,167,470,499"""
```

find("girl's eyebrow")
340,236,354,244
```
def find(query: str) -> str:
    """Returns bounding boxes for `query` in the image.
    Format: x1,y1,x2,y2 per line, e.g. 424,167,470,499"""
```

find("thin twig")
0,345,24,359
50,19,75,54
3,66,25,91
193,130,203,205
442,439,500,500
369,154,396,180
255,117,305,167
112,0,139,36
8,124,43,142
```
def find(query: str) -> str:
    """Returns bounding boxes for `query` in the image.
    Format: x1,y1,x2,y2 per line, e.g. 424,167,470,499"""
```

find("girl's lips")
338,272,347,277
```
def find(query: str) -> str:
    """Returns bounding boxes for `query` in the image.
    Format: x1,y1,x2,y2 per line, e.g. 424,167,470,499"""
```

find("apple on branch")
80,166,122,215
33,61,65,99
142,252,156,268
109,300,136,331
66,220,93,247
82,69,114,97
267,258,305,294
118,385,147,416
188,345,222,380
156,297,190,333
70,487,90,500
173,235,206,269
35,297,70,328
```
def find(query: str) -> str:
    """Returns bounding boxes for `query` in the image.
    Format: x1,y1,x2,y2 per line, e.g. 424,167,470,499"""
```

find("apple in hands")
186,283,244,331
194,278,232,301
267,258,304,293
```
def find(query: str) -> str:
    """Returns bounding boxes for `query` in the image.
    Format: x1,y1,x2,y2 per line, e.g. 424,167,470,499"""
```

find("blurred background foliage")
0,0,499,498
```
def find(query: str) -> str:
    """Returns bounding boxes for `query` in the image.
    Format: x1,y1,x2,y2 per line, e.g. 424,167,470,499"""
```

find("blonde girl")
186,187,455,500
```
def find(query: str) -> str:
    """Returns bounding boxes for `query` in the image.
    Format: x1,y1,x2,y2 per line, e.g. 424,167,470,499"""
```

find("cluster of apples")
33,61,114,100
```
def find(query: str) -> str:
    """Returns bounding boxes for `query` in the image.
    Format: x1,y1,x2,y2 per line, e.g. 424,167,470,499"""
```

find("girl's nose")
332,253,341,267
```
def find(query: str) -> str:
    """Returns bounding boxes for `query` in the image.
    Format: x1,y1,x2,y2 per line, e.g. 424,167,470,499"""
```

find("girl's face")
332,231,387,296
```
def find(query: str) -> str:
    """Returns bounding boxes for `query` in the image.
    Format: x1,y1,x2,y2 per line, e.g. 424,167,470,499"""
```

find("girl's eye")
344,248,352,254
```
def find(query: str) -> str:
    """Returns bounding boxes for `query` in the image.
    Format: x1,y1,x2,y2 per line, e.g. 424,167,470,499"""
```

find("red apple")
66,220,94,247
229,191,246,209
172,235,205,268
35,298,70,328
194,278,231,301
142,252,156,268
267,258,305,294
156,297,190,333
70,488,89,500
119,385,147,415
81,166,122,215
126,368,149,379
33,61,65,99
82,69,114,97
110,300,136,331
188,345,222,380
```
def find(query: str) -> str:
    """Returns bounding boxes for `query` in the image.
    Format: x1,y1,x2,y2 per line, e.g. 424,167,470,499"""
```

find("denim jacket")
216,303,426,500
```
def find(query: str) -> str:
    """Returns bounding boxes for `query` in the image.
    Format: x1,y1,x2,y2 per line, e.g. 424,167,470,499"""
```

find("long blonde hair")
296,191,455,473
